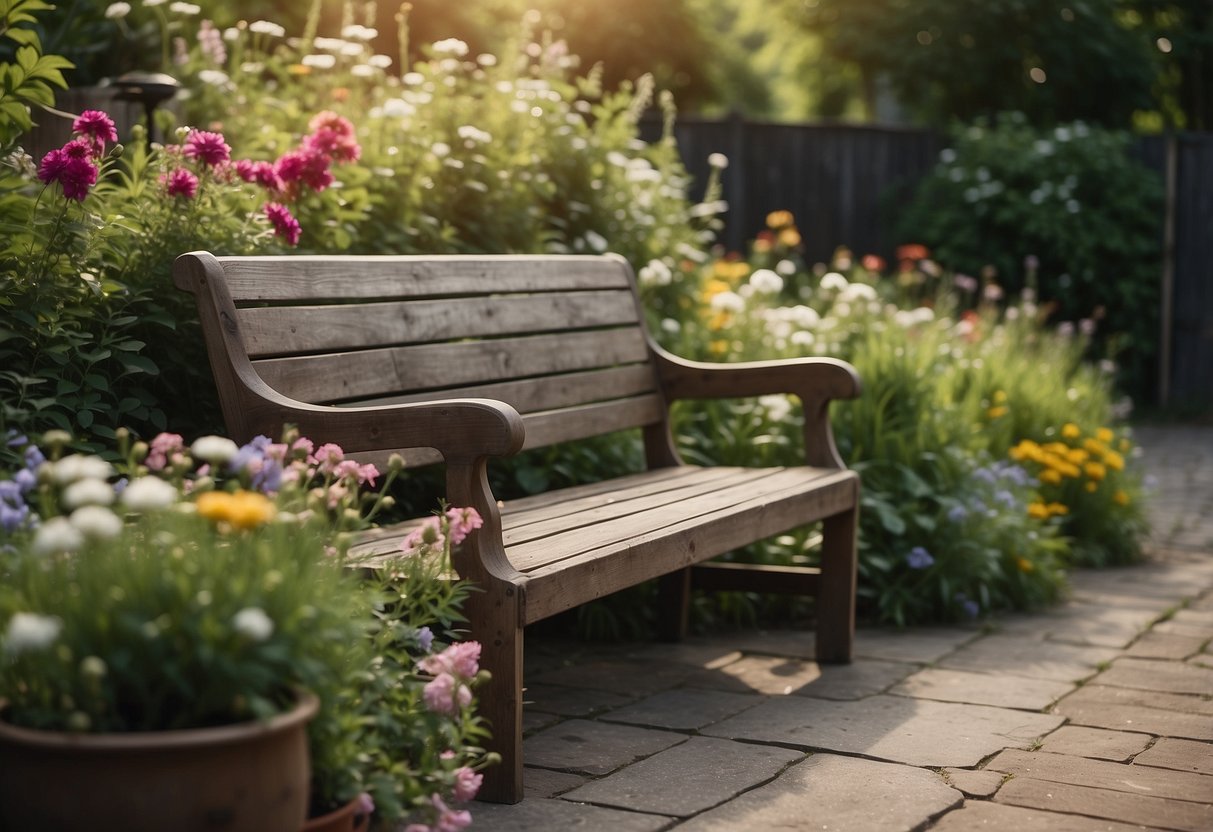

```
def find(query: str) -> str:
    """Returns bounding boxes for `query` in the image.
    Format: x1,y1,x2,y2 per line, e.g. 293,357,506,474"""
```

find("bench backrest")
175,253,669,466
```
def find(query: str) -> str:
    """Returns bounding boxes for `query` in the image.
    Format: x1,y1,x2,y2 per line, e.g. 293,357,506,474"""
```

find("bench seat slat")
252,328,651,403
222,255,631,301
237,290,640,357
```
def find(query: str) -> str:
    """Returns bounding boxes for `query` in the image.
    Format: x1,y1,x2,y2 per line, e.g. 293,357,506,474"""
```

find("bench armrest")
651,346,861,469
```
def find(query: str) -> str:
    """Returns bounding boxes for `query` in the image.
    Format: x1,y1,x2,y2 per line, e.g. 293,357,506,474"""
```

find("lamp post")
108,71,181,148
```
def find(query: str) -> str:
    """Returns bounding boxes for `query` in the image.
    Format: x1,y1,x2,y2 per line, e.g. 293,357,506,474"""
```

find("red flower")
896,243,930,262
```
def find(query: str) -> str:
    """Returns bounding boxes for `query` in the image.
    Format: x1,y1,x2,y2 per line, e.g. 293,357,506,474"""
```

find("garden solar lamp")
109,71,181,148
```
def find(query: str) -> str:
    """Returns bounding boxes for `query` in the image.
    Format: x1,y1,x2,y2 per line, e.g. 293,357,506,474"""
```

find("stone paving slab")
1134,738,1213,776
524,719,685,776
853,627,978,663
680,654,827,695
599,688,761,731
560,737,801,817
702,694,1062,767
1124,631,1207,660
789,658,920,700
523,767,589,799
997,604,1159,648
994,777,1213,832
939,634,1120,682
890,667,1075,710
1053,686,1213,740
1096,656,1213,695
930,800,1168,831
532,660,695,697
941,767,1005,798
674,753,961,832
675,627,818,660
1038,726,1153,762
1153,620,1213,639
523,710,562,735
469,798,671,831
986,748,1213,802
524,682,636,717
624,641,743,670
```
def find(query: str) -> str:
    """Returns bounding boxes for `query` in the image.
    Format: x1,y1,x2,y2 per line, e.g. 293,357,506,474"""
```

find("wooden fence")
642,116,1213,411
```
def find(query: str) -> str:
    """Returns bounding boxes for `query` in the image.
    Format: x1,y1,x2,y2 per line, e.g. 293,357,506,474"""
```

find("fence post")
726,111,747,253
1158,133,1178,407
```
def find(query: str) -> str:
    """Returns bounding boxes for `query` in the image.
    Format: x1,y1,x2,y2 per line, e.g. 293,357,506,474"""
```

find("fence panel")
1170,133,1213,409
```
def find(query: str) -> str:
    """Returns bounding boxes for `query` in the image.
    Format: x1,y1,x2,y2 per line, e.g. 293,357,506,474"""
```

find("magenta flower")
37,147,70,185
236,159,284,193
163,168,199,199
445,507,483,545
183,129,231,167
72,110,118,157
264,202,301,246
451,767,482,802
39,140,100,201
275,147,333,193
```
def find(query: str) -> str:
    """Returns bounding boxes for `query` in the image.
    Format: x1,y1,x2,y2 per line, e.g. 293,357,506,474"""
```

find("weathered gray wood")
173,250,863,806
220,254,632,301
237,290,640,357
252,328,651,404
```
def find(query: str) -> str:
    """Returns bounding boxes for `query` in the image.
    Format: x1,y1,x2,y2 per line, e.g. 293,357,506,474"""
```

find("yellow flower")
778,227,802,248
1046,502,1069,516
1085,481,1098,493
1027,502,1050,519
1084,461,1107,481
1066,448,1089,464
707,311,732,331
1118,438,1131,452
1040,469,1063,485
766,210,794,229
1096,427,1114,443
196,490,276,530
709,339,729,356
1113,489,1130,506
1044,442,1069,456
1017,557,1035,573
1102,450,1125,471
1083,438,1108,455
1062,423,1081,439
987,405,1008,419
703,278,731,300
993,390,1008,404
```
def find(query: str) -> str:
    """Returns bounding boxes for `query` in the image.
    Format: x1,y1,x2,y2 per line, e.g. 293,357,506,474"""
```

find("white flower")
709,291,745,313
939,148,957,163
431,38,468,57
707,152,728,169
341,24,378,41
32,518,85,554
105,2,131,18
430,142,450,158
368,54,393,68
302,54,337,69
748,269,784,295
190,435,238,463
759,394,794,423
839,282,877,302
313,36,350,51
351,65,375,77
456,125,491,144
660,318,681,334
248,20,286,37
62,478,116,509
197,70,231,87
382,98,415,118
121,477,179,512
3,613,62,655
775,259,796,276
232,607,274,641
790,330,816,347
52,454,114,484
70,506,124,540
169,1,199,14
402,71,425,85
143,0,166,6
638,259,672,287
819,272,849,292
477,53,498,67
583,230,608,253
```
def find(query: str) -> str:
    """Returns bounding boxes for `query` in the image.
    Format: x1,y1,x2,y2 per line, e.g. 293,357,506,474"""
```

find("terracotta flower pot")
302,795,371,832
0,692,319,832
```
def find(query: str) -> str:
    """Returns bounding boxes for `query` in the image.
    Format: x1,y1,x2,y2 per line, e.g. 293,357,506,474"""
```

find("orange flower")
861,254,886,272
896,243,930,261
766,210,794,229
778,227,801,248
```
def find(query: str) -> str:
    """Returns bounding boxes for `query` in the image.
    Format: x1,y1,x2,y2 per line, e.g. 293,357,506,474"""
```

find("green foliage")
0,0,72,149
897,114,1164,402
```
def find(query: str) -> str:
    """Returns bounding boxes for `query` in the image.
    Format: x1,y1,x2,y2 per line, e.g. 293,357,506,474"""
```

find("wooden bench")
173,252,862,804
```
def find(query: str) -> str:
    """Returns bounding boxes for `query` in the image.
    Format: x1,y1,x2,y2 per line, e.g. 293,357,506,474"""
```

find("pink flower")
355,792,374,816
358,463,379,486
183,129,231,167
452,767,482,802
403,826,431,832
423,673,461,715
164,168,199,199
418,641,480,679
308,110,356,138
38,141,99,201
72,110,117,156
264,202,301,246
275,147,333,193
236,159,284,193
325,482,348,509
401,516,444,554
146,432,185,471
310,443,344,471
445,507,483,545
430,795,472,832
291,437,315,457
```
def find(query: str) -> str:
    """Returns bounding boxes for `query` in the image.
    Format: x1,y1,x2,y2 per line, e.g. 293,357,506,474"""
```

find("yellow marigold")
766,209,794,229
1061,423,1081,439
1027,502,1050,519
987,405,1008,419
1066,448,1089,464
1102,450,1125,471
1083,438,1108,455
1096,427,1114,443
727,261,750,281
778,227,802,248
1084,461,1107,481
1046,502,1069,516
1017,557,1035,573
993,390,1008,404
709,339,729,356
1113,489,1130,506
1040,469,1063,485
1085,481,1098,493
1060,462,1082,478
196,490,276,530
1044,442,1069,456
703,278,731,299
1009,440,1040,462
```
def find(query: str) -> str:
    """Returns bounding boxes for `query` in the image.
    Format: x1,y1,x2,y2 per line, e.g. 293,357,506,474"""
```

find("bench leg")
816,505,858,663
469,584,524,804
656,567,692,641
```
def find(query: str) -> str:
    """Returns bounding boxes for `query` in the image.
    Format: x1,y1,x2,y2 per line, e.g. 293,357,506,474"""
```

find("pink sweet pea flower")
444,506,483,544
183,129,231,167
452,767,482,802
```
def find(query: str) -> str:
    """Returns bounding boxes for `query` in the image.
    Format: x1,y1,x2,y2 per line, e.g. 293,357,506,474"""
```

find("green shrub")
896,113,1164,402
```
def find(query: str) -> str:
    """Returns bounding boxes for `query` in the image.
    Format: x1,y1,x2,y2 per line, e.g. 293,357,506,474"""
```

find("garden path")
463,425,1213,831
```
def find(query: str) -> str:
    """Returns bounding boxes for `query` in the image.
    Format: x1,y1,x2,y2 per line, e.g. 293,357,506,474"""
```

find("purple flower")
906,546,934,569
955,593,980,619
946,505,968,523
0,481,32,532
24,445,45,470
994,489,1017,508
416,626,434,652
